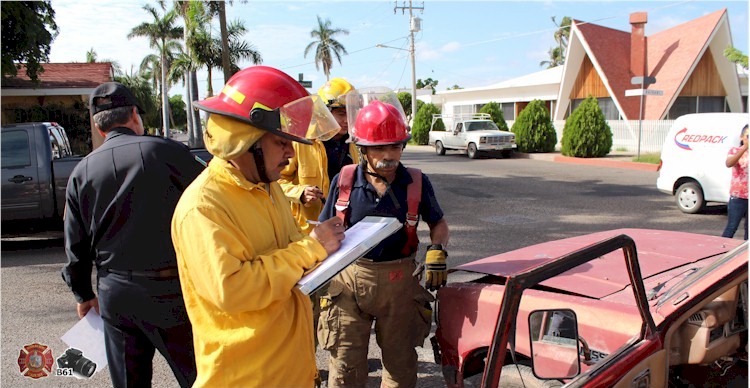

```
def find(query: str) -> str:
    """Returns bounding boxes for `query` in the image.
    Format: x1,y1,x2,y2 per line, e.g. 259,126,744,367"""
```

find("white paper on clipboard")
297,216,401,295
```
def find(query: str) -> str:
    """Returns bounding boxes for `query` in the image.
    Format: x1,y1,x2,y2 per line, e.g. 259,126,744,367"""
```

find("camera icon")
56,348,96,378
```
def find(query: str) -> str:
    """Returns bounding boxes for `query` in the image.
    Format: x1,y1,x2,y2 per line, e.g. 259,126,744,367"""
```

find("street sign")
625,89,664,97
300,81,312,88
631,76,656,85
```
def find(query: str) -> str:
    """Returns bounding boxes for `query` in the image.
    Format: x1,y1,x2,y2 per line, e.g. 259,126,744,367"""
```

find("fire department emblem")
17,343,54,379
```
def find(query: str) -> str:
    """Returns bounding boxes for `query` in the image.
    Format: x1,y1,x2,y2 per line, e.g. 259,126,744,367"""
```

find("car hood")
455,229,741,299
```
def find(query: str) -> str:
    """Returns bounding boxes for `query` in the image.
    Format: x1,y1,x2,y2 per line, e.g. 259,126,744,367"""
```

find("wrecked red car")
432,229,748,388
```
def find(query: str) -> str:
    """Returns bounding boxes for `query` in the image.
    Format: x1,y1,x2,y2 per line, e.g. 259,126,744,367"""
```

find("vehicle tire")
499,364,563,388
675,181,706,214
501,150,512,158
436,141,446,156
467,143,478,159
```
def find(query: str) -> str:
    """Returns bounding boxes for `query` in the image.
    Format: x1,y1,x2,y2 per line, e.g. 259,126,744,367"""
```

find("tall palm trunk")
190,70,203,147
218,1,231,82
160,51,170,138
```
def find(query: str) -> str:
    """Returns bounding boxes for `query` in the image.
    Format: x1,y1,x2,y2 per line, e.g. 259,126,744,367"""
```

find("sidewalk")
516,151,660,172
408,144,660,172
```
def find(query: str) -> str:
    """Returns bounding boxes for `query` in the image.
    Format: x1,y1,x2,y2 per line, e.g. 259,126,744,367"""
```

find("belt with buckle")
106,268,179,278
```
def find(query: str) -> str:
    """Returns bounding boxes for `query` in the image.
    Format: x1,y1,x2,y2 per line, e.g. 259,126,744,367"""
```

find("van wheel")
676,182,706,214
436,141,446,156
499,365,563,388
467,143,478,159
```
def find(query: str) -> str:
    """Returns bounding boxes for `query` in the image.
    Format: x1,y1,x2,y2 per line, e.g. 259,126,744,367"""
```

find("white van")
657,113,748,213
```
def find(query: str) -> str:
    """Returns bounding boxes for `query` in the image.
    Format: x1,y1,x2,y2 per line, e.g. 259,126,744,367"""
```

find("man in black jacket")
62,82,202,387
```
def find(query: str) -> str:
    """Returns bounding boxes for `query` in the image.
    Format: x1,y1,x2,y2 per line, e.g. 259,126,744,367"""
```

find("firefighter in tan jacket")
171,66,345,388
280,78,360,235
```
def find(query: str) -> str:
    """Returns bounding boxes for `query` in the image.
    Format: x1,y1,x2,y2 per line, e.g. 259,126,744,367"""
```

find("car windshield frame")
656,243,747,306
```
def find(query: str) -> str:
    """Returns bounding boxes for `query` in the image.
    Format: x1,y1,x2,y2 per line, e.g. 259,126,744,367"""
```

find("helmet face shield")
346,87,409,145
245,95,340,143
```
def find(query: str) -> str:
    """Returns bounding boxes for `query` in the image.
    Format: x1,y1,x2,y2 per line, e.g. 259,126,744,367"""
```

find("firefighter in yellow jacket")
171,66,345,388
280,78,360,235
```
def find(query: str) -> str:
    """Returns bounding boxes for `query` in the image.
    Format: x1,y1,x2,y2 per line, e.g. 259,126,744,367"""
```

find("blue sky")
49,0,748,99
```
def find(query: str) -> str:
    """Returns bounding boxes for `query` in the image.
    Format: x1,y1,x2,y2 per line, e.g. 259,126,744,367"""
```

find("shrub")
510,99,556,153
412,103,442,145
479,101,509,131
561,96,612,157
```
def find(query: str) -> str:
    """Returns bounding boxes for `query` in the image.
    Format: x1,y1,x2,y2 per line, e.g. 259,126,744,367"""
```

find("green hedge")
479,101,509,131
561,96,612,157
412,103,442,145
510,99,556,153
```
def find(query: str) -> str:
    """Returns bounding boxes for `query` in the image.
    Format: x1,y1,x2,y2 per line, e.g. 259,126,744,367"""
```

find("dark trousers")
98,272,196,388
722,196,748,240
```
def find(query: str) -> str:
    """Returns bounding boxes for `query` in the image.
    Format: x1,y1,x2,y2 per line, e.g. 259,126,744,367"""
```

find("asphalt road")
1,145,735,387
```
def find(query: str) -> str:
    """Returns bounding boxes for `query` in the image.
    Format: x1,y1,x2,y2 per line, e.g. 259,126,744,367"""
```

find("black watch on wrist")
427,244,444,251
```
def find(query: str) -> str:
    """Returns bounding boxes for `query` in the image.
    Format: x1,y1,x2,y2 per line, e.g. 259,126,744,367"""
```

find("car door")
448,122,463,148
1,127,43,221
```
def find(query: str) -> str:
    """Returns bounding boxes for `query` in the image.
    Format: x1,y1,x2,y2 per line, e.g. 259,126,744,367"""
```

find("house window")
567,97,619,120
667,96,727,119
501,103,514,120
698,97,725,113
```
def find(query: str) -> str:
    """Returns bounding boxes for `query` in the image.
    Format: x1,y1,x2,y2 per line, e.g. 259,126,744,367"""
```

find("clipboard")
297,216,401,295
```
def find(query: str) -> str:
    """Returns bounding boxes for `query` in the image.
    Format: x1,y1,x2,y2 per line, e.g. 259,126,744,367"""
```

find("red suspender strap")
335,164,357,225
337,164,422,257
401,167,422,256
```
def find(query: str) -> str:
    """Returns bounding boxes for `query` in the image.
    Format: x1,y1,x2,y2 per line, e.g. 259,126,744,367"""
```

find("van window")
2,130,32,167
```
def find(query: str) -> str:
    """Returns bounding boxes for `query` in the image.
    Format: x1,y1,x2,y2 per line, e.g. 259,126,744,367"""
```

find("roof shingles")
2,63,113,89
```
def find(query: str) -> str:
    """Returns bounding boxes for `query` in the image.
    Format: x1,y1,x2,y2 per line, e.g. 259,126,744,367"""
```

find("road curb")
552,155,660,172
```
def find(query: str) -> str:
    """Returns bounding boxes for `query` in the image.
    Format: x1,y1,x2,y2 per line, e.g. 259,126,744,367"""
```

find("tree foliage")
304,15,348,81
412,103,442,145
724,46,748,70
1,1,58,82
397,92,412,119
416,78,438,94
479,102,509,131
561,96,612,157
169,94,187,129
540,16,571,68
510,99,557,153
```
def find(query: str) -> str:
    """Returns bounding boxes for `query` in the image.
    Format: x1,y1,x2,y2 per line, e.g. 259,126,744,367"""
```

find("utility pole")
394,1,423,125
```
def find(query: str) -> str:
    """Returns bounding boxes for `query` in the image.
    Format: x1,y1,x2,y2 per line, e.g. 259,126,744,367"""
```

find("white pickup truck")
428,113,516,159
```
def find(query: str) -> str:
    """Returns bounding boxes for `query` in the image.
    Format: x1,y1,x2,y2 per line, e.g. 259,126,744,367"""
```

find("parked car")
1,122,82,229
656,113,749,214
1,122,211,231
428,113,516,159
432,229,747,388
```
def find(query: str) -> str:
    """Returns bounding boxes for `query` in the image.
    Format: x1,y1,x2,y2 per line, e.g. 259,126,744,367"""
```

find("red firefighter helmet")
351,100,411,146
193,66,315,144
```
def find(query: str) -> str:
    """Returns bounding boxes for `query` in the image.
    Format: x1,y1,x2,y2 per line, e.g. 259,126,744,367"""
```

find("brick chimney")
630,12,648,77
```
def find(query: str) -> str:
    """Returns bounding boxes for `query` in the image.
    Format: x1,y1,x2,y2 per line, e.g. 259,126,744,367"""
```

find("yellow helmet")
318,78,354,108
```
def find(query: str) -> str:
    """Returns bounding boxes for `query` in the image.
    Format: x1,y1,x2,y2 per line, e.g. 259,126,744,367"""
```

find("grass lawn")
633,153,660,164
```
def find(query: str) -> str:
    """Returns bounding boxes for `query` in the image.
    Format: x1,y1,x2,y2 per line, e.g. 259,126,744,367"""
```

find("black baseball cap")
90,82,145,115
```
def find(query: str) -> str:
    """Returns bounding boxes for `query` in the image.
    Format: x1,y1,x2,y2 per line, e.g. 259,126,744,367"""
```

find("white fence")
506,119,674,154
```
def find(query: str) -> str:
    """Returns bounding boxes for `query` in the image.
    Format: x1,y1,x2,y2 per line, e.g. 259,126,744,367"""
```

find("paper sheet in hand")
60,309,108,373
297,216,401,295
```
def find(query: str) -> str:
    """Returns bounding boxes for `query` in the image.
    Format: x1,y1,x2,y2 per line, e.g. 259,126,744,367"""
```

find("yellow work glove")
425,245,448,291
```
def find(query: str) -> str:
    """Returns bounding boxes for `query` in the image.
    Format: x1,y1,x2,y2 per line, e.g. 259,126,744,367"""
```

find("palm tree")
304,15,348,81
85,48,123,76
173,0,205,147
192,19,261,97
128,1,183,138
540,16,571,68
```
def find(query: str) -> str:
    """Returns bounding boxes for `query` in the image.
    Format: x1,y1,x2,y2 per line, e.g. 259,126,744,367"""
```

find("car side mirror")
528,309,581,379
